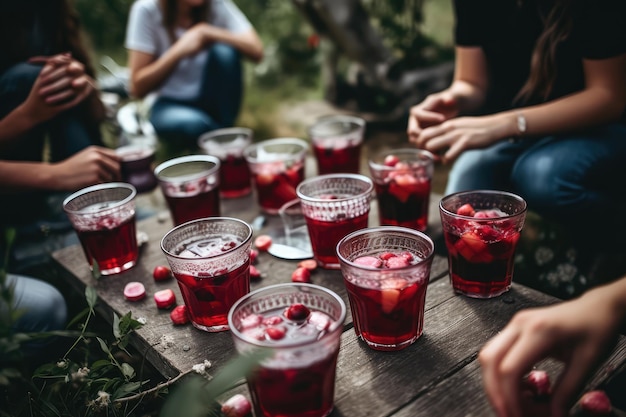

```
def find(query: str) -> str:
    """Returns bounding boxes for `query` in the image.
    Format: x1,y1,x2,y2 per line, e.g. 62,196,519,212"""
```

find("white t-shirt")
125,0,252,100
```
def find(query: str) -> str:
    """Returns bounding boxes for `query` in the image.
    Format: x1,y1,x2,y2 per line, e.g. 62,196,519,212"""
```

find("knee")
208,44,242,74
9,274,68,333
512,156,562,211
0,62,41,92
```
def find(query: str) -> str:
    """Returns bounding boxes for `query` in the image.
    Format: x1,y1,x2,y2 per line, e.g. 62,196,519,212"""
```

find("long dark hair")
514,0,573,104
159,0,211,44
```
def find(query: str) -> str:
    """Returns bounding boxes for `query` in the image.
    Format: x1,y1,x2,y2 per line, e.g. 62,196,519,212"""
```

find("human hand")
478,285,622,417
24,53,95,121
407,91,458,144
172,23,213,58
411,115,505,163
50,146,121,191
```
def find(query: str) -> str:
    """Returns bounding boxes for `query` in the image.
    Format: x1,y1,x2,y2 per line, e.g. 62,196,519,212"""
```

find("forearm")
206,27,263,62
0,104,42,145
582,276,626,330
128,50,182,98
493,87,626,140
0,161,58,192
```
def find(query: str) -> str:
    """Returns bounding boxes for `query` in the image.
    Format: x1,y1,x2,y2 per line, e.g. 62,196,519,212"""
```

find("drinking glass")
439,190,527,298
368,148,435,232
266,199,313,260
337,226,434,351
308,114,365,175
244,138,308,214
63,182,138,275
116,144,158,194
161,217,253,332
297,173,373,269
197,127,253,198
228,283,346,417
154,155,221,226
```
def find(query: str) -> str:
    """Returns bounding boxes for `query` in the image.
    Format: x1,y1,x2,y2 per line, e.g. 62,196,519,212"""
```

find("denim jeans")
445,123,626,249
149,43,243,148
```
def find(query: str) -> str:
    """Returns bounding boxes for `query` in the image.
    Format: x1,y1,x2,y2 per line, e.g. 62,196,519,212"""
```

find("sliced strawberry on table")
249,248,259,263
154,289,176,309
250,265,262,280
579,390,612,416
297,259,318,270
254,234,272,251
291,267,311,283
124,282,146,301
170,305,190,325
153,265,172,281
221,394,252,417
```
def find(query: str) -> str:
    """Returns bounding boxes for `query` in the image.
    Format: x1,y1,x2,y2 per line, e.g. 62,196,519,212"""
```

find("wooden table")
52,192,626,416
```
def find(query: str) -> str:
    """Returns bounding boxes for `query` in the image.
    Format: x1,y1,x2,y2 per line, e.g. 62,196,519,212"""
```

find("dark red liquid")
220,155,251,198
253,165,304,213
305,212,368,268
77,215,138,274
249,351,339,417
375,177,430,232
343,277,427,351
165,187,220,226
313,142,361,175
443,227,520,298
173,260,250,329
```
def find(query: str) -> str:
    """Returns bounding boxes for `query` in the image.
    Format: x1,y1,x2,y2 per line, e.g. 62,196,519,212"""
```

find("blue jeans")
445,123,626,249
150,43,243,148
2,274,67,334
0,62,99,162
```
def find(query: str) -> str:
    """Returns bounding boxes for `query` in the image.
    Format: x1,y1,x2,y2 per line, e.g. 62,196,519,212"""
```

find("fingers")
479,327,523,417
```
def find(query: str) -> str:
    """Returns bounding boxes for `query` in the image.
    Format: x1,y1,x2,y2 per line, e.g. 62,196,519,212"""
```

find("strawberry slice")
380,277,409,314
291,267,311,283
124,282,146,301
254,235,272,251
454,231,494,263
170,305,190,325
388,174,421,203
384,154,400,167
456,203,475,217
385,256,410,269
266,326,286,340
154,289,176,309
353,256,383,268
297,259,318,270
255,172,276,186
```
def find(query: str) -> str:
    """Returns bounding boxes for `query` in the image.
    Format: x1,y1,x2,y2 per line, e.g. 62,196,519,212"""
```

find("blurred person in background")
125,0,264,152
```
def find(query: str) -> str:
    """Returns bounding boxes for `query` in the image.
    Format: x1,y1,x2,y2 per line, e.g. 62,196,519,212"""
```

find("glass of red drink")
368,148,435,232
439,190,527,298
116,144,158,194
297,173,373,269
63,183,138,276
308,114,365,175
244,138,308,214
228,283,346,417
337,226,434,351
197,127,253,198
154,155,221,226
161,217,253,332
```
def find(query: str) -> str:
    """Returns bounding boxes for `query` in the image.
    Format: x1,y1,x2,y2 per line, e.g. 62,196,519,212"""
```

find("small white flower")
192,360,213,377
56,360,67,369
137,317,147,325
96,391,111,407
534,246,554,266
71,366,90,382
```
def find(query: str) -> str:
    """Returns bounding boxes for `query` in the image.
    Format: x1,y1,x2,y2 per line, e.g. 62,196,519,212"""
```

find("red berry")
123,282,146,301
250,265,262,280
297,259,318,270
284,303,311,321
153,265,172,281
170,305,189,325
221,394,252,417
385,256,410,269
456,203,475,217
523,370,551,398
266,326,286,340
249,248,259,263
384,154,400,167
291,267,311,283
254,234,272,251
154,289,176,309
353,256,383,268
580,390,612,416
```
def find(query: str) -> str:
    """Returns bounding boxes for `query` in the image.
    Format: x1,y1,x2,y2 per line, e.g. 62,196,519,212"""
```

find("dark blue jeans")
150,43,243,148
445,123,626,249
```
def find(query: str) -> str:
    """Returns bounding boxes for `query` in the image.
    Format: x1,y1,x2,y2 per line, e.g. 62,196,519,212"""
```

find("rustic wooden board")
51,192,448,378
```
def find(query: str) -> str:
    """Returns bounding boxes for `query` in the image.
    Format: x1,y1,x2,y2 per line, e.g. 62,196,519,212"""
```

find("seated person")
124,0,264,151
407,0,626,294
